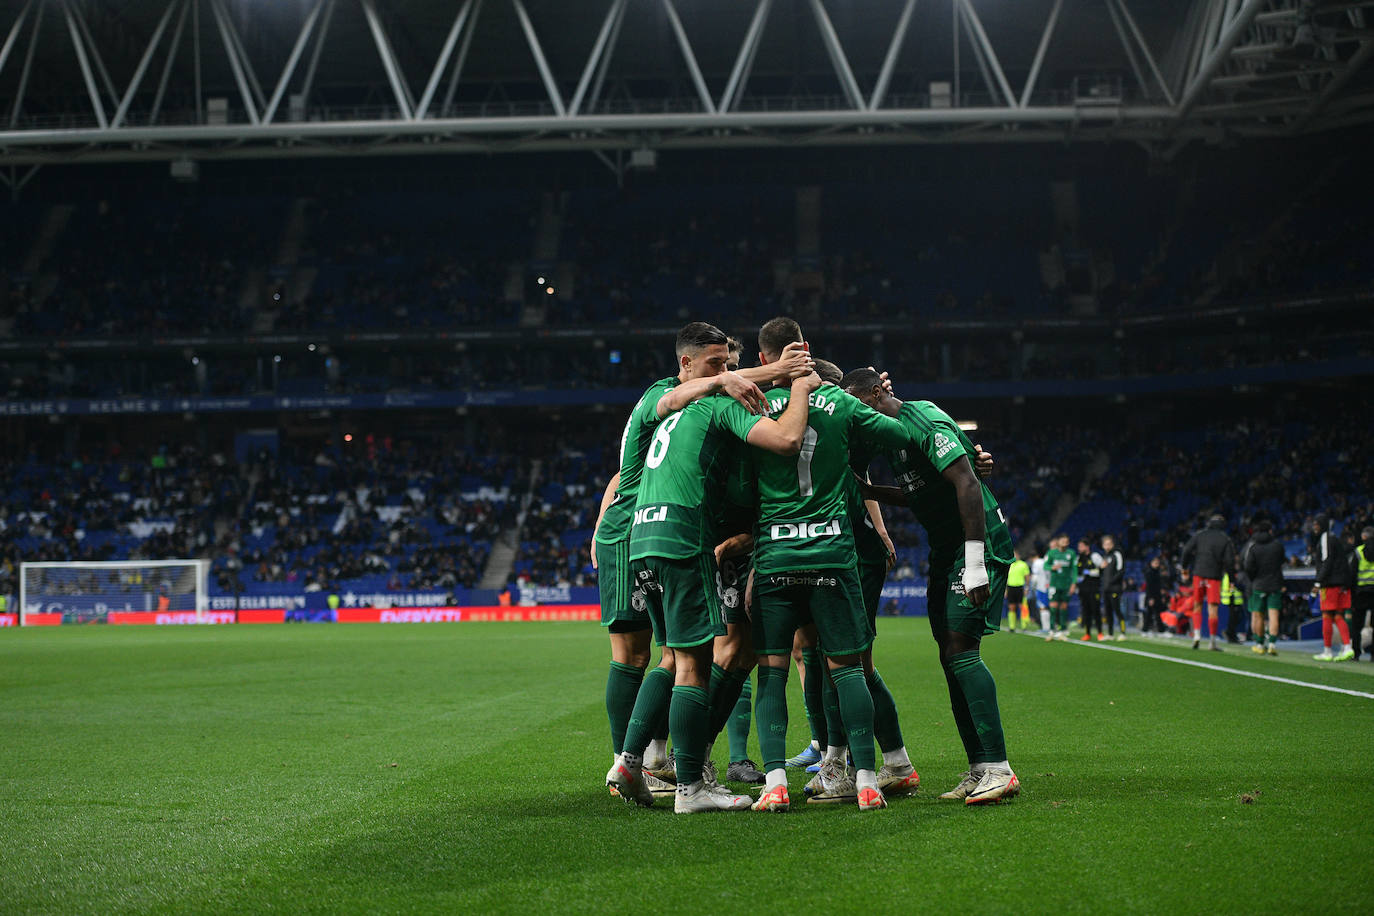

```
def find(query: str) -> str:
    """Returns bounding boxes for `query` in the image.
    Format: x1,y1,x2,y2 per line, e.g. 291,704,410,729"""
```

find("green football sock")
948,650,1007,764
606,661,646,755
622,666,673,759
801,647,825,748
668,685,711,787
830,664,876,771
941,660,981,764
727,677,753,763
706,665,749,744
867,668,904,753
755,665,791,772
821,671,845,750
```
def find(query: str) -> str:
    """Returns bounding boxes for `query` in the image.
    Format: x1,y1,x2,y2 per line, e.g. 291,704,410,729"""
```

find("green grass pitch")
2,620,1370,914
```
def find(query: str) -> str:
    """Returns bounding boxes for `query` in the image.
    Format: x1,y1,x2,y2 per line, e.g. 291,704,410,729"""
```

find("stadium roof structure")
0,0,1370,173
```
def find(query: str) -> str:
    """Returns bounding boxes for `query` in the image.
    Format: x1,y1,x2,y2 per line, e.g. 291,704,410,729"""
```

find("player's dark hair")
758,316,803,360
840,367,882,394
813,358,843,385
726,335,743,355
1256,518,1273,533
675,321,729,358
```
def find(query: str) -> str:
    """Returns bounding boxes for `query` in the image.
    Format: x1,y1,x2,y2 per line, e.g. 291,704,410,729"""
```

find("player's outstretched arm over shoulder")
746,371,821,455
857,475,905,508
590,471,620,569
738,341,813,385
941,456,990,606
657,371,764,418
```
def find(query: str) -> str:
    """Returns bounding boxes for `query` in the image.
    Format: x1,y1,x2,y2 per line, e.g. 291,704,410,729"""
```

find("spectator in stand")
1353,527,1374,662
1180,514,1236,652
1099,535,1126,640
1312,514,1355,661
1242,519,1286,656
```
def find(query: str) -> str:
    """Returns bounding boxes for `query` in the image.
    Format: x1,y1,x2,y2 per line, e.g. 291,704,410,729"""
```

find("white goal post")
20,560,211,626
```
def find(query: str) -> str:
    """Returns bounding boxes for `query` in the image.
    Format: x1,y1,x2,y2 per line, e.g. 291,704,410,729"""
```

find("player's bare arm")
590,470,621,569
714,533,754,567
745,371,821,455
942,455,991,607
739,340,813,384
656,370,765,418
865,496,897,571
856,475,905,508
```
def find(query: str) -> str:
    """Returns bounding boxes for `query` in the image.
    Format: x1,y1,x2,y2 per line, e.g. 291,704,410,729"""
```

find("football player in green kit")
748,319,914,813
605,322,819,813
1045,534,1078,641
843,367,1021,805
715,337,766,785
592,324,811,793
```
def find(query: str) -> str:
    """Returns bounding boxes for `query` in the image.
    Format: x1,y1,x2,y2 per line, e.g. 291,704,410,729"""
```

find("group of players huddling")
591,318,1019,813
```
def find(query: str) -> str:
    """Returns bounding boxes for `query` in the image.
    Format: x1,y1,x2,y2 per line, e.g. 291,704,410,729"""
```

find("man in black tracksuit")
1077,538,1103,641
1100,534,1126,639
1242,519,1286,655
1181,514,1236,651
1144,556,1166,634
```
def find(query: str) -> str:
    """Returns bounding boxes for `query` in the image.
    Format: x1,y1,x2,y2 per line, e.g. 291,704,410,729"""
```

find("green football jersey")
595,376,677,546
718,443,757,539
1046,547,1078,588
752,384,908,573
848,444,889,567
629,394,763,561
886,399,1013,565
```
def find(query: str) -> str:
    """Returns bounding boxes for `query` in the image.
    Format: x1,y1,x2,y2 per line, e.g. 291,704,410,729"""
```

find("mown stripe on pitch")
1061,638,1374,699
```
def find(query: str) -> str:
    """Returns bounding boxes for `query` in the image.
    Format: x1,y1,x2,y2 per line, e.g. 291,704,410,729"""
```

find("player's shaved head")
676,321,729,358
813,358,843,385
758,317,803,361
840,367,882,394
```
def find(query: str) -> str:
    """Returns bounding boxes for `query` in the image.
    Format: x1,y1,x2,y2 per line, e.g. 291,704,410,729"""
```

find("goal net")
20,560,211,626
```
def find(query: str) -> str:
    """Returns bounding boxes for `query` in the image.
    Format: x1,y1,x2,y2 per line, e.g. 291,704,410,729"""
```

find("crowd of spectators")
0,439,522,603
1062,407,1374,585
6,167,1369,355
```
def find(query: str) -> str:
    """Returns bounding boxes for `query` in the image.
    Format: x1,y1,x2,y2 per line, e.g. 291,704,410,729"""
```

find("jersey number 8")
645,413,684,470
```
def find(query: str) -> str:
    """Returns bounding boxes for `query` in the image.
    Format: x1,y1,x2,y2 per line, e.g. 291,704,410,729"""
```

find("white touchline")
1064,638,1374,700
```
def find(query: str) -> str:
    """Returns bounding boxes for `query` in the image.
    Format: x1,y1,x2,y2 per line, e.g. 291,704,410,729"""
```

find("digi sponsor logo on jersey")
770,519,842,541
933,433,954,459
633,504,668,525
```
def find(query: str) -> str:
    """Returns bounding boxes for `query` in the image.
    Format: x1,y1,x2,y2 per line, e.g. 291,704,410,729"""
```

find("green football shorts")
716,552,752,627
598,538,651,633
630,554,726,649
1248,589,1283,613
753,566,873,658
928,554,1011,640
1049,586,1072,605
